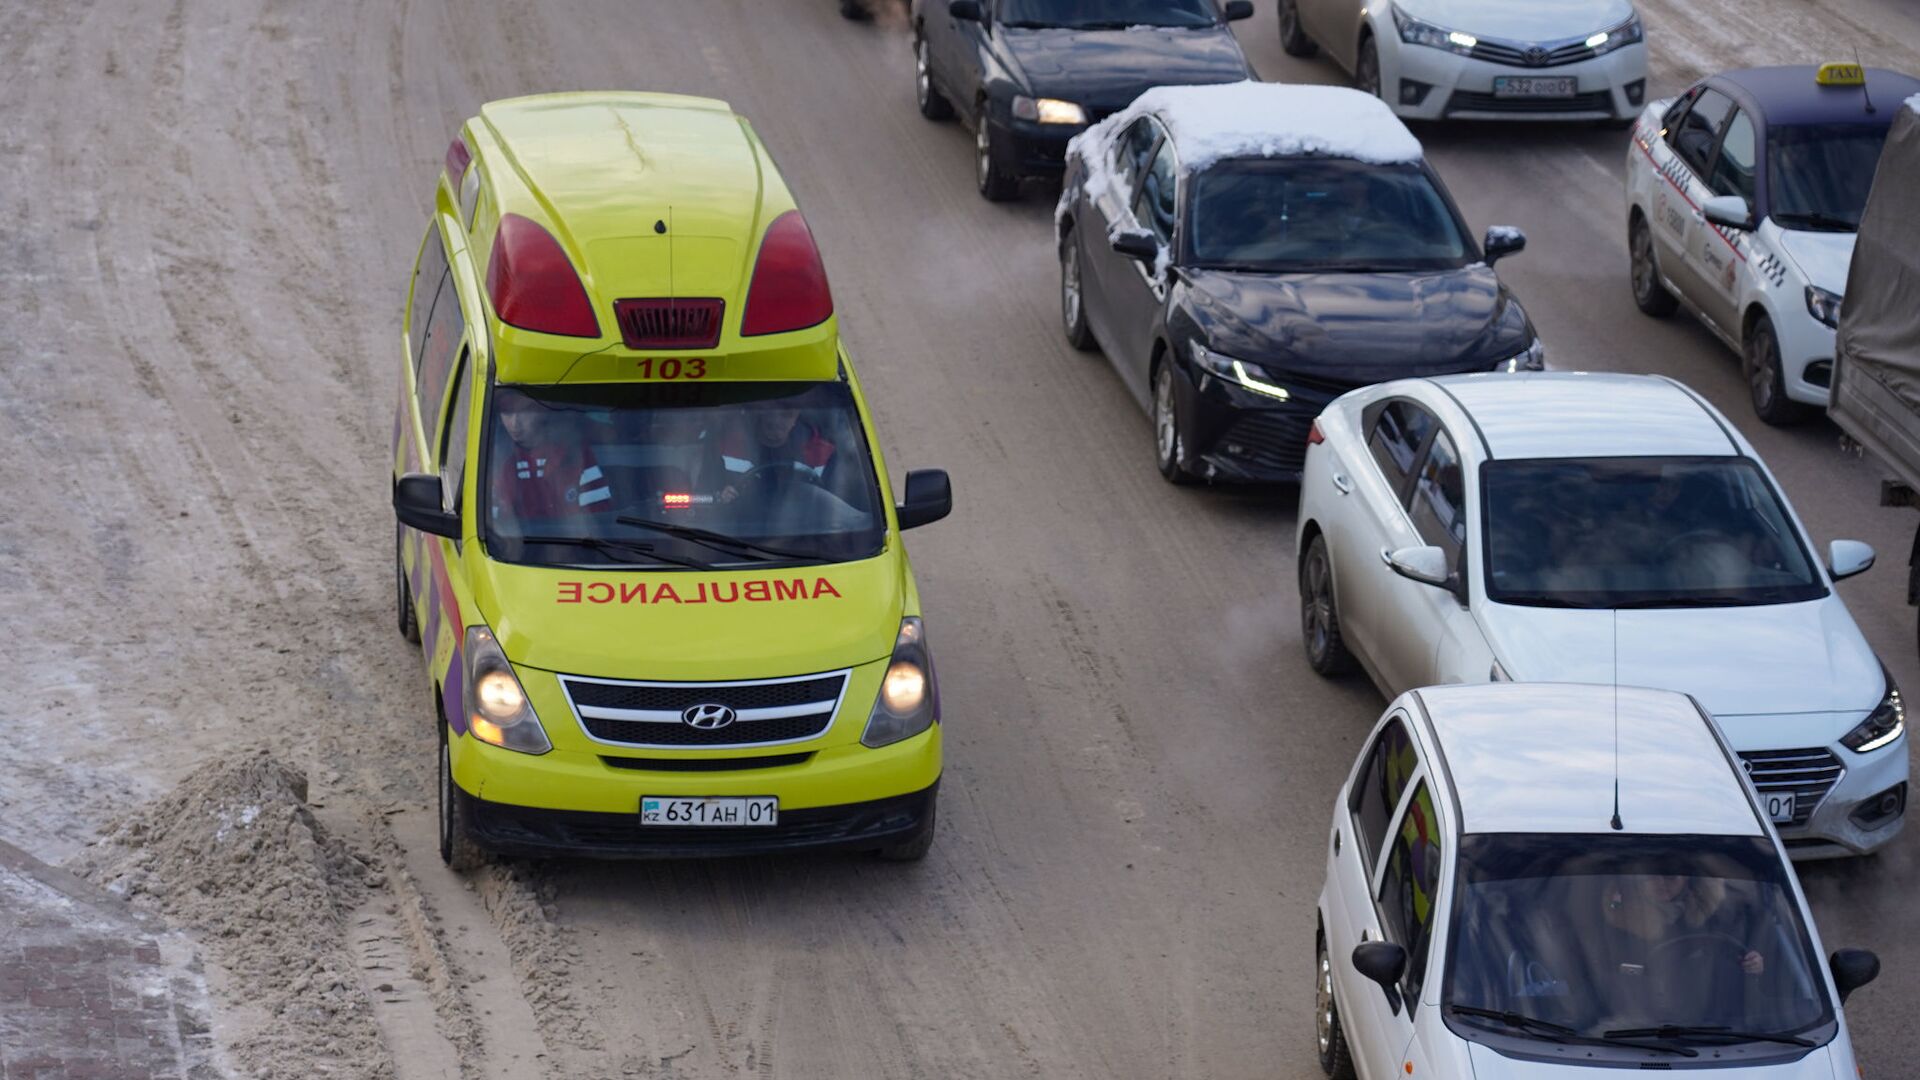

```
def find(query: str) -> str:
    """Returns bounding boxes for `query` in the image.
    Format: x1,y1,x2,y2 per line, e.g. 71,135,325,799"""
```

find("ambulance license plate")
1493,76,1578,98
642,796,778,827
1763,792,1795,825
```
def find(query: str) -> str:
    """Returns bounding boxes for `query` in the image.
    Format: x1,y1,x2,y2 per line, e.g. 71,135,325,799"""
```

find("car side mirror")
948,0,984,21
1222,0,1255,19
1830,948,1880,1004
394,474,460,539
1385,545,1450,589
1702,194,1754,231
897,468,953,530
1111,228,1160,263
1483,226,1526,265
1828,539,1875,581
1352,941,1408,1007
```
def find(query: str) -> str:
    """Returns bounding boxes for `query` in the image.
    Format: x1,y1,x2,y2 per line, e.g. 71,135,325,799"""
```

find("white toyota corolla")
1316,682,1882,1079
1294,372,1906,856
1277,0,1648,123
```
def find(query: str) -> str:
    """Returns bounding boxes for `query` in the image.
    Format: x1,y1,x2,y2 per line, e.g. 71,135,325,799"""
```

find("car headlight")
1584,15,1644,55
1806,285,1843,329
1391,2,1477,55
863,618,938,748
1012,96,1087,125
1191,342,1291,401
462,626,552,754
1842,674,1904,753
1493,338,1546,372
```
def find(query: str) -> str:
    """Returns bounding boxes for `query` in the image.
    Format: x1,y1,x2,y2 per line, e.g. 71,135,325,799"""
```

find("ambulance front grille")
561,671,848,748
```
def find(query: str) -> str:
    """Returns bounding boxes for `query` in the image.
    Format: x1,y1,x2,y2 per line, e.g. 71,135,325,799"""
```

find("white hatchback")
1316,682,1882,1079
1294,372,1906,856
1277,0,1648,122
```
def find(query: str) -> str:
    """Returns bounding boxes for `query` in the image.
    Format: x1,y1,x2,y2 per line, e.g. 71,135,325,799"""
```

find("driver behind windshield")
715,403,837,504
1595,872,1769,1010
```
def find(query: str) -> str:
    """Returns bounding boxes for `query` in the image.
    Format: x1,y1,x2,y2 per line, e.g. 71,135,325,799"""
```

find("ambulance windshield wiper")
615,516,829,565
510,534,713,571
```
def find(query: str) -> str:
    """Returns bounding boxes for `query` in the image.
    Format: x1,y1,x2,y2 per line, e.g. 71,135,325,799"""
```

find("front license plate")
1493,76,1578,98
1764,792,1796,824
642,796,778,827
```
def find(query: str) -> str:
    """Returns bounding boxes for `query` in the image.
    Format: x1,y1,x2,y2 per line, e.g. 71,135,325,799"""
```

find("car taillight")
486,214,599,338
740,210,834,337
445,137,472,184
1307,419,1326,445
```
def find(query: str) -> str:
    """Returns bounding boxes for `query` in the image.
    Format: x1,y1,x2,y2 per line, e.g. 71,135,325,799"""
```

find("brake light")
740,211,834,337
445,137,472,184
1307,420,1326,445
486,214,599,338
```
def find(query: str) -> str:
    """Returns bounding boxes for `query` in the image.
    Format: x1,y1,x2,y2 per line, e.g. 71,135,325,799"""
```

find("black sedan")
1055,83,1543,483
912,0,1254,200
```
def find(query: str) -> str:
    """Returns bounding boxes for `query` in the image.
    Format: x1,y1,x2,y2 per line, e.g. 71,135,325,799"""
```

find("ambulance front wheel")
438,725,483,871
875,798,937,862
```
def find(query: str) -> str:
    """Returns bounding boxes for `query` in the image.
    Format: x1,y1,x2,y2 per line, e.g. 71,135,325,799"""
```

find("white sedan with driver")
1316,682,1881,1079
1294,372,1906,857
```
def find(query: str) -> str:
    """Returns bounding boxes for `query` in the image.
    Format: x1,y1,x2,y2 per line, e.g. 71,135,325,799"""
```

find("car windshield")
998,0,1220,30
1482,457,1826,608
483,381,885,569
1188,158,1473,272
1767,123,1892,231
1444,834,1834,1061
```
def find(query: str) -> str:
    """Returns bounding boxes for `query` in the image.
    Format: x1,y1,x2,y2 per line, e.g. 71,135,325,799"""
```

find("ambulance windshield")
483,381,886,569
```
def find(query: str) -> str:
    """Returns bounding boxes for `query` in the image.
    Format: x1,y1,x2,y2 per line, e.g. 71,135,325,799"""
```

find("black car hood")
1181,266,1530,381
1000,28,1250,112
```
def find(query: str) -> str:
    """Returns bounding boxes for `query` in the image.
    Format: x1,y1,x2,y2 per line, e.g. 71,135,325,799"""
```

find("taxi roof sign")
1817,62,1866,87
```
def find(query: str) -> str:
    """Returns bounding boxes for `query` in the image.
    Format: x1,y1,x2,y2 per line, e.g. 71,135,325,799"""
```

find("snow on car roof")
1083,81,1424,171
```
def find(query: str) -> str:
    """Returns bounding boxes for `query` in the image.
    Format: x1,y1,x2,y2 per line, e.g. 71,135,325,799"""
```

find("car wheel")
1629,214,1678,317
975,110,1019,202
1744,314,1811,426
1059,227,1096,352
1355,35,1382,100
396,535,420,644
1153,362,1199,486
914,33,953,120
875,801,936,862
1278,0,1318,56
438,725,482,871
1301,534,1356,676
1316,930,1357,1079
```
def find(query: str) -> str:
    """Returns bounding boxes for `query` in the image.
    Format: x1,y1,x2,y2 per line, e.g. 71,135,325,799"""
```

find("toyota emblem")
1525,46,1550,66
682,703,737,729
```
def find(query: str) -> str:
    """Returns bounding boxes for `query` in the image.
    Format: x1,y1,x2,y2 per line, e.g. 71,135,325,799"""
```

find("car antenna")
1857,48,1877,114
1610,609,1624,831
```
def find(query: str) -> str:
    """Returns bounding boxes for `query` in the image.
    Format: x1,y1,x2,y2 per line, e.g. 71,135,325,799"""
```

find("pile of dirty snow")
72,751,395,1080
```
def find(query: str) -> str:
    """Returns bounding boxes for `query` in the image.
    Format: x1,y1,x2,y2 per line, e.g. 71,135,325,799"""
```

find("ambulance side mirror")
897,469,953,531
394,474,461,539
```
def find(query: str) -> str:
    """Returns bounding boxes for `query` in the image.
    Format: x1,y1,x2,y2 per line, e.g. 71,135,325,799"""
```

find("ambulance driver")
490,392,612,532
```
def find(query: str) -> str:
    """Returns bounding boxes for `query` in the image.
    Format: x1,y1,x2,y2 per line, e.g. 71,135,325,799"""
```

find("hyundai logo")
1525,46,1550,66
682,703,737,729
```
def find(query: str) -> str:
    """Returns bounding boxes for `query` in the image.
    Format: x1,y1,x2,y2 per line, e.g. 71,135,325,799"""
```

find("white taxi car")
1315,682,1882,1078
1278,0,1647,122
1625,64,1920,424
1294,373,1907,857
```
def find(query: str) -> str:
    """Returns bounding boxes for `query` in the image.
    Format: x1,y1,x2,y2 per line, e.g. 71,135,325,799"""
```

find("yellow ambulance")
392,93,950,864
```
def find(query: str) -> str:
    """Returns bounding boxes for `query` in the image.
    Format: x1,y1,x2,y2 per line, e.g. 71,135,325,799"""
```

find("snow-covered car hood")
1468,1041,1838,1078
1773,228,1855,296
1482,596,1883,717
999,28,1249,113
1392,0,1633,42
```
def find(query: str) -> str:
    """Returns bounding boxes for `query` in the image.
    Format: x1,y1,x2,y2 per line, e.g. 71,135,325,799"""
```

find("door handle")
1379,546,1395,566
1331,473,1353,495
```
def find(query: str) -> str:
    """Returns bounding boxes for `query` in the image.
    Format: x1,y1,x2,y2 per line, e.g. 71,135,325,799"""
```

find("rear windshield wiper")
1448,1006,1696,1057
508,534,712,570
1604,1024,1814,1049
616,516,829,564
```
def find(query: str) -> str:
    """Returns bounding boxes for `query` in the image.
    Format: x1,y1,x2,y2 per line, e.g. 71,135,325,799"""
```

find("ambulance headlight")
462,626,552,754
863,618,937,749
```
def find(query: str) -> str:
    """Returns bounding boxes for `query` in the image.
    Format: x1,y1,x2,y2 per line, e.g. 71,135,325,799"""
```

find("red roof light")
445,137,472,184
740,211,834,337
486,214,599,338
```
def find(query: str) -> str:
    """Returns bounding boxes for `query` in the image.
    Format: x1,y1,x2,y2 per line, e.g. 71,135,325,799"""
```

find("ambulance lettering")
556,577,844,604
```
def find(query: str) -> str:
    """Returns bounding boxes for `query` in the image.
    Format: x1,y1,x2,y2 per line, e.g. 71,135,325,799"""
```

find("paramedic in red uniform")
490,394,612,530
718,404,836,504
